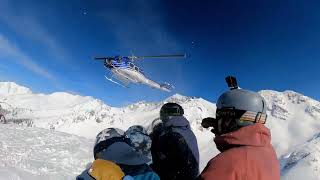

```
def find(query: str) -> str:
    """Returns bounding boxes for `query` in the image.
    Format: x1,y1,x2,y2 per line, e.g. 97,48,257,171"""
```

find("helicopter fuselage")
104,58,171,92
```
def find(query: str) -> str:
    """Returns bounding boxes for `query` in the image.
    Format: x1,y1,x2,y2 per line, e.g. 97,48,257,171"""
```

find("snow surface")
0,124,92,180
0,82,319,179
280,133,320,180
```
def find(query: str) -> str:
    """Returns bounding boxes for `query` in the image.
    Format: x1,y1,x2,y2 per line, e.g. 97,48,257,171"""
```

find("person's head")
160,102,184,122
94,128,150,166
202,76,267,136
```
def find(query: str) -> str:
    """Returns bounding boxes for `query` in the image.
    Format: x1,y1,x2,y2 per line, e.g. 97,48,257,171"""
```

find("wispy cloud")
0,34,55,81
0,0,70,64
99,0,182,54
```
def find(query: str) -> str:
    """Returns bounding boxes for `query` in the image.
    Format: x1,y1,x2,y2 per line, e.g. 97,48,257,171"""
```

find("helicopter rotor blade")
94,57,107,60
135,54,186,60
94,57,114,60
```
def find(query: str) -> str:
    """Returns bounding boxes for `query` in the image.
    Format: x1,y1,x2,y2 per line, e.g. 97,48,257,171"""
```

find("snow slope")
0,82,320,179
280,133,320,180
261,90,320,156
0,124,92,180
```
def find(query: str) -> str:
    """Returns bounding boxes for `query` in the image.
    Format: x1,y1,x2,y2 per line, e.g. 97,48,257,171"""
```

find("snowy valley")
0,82,320,180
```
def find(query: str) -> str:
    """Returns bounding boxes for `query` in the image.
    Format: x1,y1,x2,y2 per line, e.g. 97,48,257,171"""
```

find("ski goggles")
216,108,267,124
160,106,184,118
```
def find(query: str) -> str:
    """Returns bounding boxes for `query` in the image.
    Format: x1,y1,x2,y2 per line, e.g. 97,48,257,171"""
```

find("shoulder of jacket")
210,147,247,168
160,131,186,143
133,171,160,180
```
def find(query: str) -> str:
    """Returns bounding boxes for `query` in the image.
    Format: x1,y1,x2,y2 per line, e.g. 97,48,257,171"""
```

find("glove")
201,117,216,128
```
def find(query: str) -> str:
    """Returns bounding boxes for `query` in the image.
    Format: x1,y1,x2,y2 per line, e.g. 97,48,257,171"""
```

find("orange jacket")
199,124,280,180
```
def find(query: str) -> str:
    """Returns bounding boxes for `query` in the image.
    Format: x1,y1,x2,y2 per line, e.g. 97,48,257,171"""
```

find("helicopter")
94,54,186,92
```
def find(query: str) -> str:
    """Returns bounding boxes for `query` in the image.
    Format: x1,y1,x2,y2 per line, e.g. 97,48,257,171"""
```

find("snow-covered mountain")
0,82,320,179
0,82,32,95
261,90,320,156
280,132,320,180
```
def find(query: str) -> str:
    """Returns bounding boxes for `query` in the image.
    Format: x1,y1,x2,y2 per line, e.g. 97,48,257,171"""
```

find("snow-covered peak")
280,132,320,180
165,93,195,103
124,100,161,112
123,94,203,113
260,90,312,106
0,82,111,111
259,90,320,120
0,82,32,95
259,90,320,157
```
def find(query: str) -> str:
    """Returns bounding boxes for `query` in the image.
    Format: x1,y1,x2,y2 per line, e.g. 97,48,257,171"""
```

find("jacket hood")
214,123,271,151
100,142,150,166
163,116,190,128
161,116,199,164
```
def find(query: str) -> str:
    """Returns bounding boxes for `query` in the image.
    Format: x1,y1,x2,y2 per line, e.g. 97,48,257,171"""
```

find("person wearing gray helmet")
199,76,280,180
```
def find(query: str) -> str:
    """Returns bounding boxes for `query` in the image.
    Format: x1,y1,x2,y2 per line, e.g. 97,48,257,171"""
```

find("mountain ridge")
1,81,320,179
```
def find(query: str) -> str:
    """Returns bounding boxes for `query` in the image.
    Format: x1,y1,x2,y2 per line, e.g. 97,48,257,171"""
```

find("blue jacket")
121,164,159,180
151,116,200,180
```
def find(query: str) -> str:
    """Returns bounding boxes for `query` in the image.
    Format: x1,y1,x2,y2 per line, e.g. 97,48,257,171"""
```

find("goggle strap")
161,107,182,116
239,111,267,124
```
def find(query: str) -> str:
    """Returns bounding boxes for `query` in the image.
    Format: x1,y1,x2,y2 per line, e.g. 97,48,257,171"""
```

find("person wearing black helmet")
199,76,280,180
150,103,199,180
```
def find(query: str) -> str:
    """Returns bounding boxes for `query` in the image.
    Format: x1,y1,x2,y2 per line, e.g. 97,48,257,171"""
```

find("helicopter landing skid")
105,76,128,88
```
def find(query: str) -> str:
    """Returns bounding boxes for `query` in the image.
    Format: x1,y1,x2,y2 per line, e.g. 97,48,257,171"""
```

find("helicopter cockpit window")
129,63,134,68
135,66,139,71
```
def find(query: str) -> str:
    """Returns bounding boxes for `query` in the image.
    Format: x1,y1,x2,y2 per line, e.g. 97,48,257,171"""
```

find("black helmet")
160,103,184,121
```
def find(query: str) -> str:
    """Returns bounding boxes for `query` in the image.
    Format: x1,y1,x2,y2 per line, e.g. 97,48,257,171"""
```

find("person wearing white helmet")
199,76,280,180
77,128,160,180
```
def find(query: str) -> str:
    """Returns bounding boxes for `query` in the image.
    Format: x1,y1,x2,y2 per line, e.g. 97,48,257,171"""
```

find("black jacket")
151,116,199,180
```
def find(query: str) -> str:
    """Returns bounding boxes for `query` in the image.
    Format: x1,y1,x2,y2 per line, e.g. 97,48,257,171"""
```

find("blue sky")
0,0,319,106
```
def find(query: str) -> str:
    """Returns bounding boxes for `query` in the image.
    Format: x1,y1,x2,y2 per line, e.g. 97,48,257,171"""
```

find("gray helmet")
218,76,267,126
217,88,267,114
202,76,268,136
